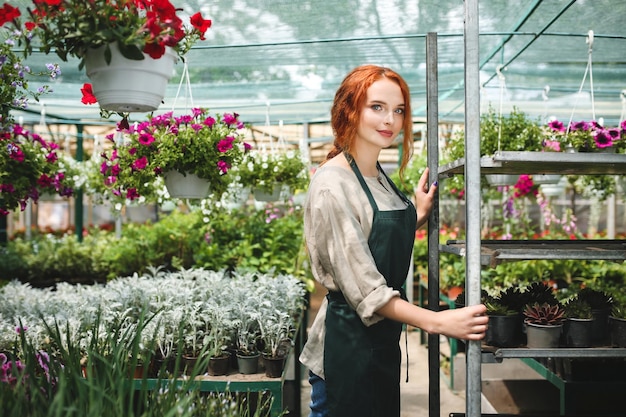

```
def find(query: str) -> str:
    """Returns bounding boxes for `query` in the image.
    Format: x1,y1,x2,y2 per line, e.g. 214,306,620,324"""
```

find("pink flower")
514,174,537,198
203,116,216,128
7,143,24,162
138,133,155,146
222,113,238,126
547,120,565,132
217,160,231,174
132,156,148,170
126,188,139,200
217,136,234,153
593,129,613,148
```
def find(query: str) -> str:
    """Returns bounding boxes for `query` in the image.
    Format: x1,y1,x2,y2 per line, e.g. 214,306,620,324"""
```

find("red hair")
325,65,414,176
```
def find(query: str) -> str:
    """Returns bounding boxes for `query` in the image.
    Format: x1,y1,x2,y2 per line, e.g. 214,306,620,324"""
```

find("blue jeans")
308,371,329,417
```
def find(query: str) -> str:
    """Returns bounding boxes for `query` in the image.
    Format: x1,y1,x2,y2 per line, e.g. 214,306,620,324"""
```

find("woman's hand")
434,304,489,341
414,167,438,228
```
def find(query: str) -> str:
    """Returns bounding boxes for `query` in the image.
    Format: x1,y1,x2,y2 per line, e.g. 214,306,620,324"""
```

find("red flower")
143,41,166,60
80,83,97,105
0,3,21,26
190,12,212,40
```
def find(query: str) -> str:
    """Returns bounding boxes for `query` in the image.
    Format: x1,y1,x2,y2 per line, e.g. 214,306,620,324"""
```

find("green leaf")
117,43,145,61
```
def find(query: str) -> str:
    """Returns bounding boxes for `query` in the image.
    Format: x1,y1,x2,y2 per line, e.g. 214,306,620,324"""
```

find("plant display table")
133,312,306,417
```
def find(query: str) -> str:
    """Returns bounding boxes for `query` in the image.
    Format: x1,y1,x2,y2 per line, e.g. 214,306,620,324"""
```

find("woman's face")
356,77,405,150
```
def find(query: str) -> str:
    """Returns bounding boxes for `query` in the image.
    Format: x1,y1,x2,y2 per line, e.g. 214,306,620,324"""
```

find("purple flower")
548,119,565,132
593,130,613,148
569,121,591,132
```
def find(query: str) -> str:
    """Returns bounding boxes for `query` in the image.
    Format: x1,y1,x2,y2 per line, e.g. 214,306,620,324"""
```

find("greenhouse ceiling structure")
11,0,626,130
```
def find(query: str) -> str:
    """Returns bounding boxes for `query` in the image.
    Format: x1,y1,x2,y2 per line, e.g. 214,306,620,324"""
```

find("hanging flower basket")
84,43,177,113
164,171,211,199
253,183,286,202
485,174,519,186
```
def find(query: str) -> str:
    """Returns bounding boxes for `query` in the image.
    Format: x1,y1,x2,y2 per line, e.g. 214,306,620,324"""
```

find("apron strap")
345,152,380,212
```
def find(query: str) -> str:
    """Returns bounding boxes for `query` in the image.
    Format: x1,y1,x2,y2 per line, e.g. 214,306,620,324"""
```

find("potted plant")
1,123,78,215
1,7,66,214
19,0,212,113
484,287,526,348
546,119,626,153
235,150,309,201
444,106,549,187
257,310,293,378
100,108,252,202
204,303,233,376
523,302,565,348
577,287,614,344
609,302,626,348
231,288,263,374
563,295,594,347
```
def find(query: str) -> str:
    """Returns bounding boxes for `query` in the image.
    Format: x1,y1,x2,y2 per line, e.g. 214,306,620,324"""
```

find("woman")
299,65,488,417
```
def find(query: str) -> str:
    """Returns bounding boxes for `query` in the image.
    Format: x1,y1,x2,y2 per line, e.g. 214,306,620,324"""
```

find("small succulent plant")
520,282,559,307
577,288,614,310
485,298,519,316
563,297,593,319
523,302,565,325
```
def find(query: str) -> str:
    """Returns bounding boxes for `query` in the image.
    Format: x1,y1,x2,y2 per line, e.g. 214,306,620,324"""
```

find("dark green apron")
324,155,417,417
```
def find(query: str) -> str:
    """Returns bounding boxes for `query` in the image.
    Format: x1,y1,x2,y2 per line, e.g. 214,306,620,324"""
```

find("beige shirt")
299,164,409,378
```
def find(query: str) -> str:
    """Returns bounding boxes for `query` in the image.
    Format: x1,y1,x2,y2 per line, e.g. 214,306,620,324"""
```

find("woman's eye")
371,104,382,111
395,108,405,115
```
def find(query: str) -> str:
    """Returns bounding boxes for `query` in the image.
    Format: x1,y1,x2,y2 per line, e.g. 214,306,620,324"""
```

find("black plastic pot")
564,318,593,347
485,314,523,347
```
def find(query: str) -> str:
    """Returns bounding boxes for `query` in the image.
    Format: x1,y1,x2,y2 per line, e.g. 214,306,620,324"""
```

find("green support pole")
0,216,7,245
74,124,84,241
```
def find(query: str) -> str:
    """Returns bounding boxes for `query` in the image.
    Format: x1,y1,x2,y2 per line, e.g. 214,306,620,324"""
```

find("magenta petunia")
569,121,590,131
203,116,216,128
37,174,54,187
593,130,613,148
217,160,231,174
132,156,148,170
222,113,238,126
138,133,155,145
46,152,58,163
126,188,139,200
548,120,565,132
217,136,234,153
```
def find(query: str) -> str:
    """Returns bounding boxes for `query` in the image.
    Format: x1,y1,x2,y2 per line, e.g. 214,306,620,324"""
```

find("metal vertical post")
74,124,84,241
425,32,441,417
464,1,482,417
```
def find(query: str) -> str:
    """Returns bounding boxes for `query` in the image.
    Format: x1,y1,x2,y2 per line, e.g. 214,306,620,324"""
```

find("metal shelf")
482,347,626,363
439,151,626,177
441,239,626,267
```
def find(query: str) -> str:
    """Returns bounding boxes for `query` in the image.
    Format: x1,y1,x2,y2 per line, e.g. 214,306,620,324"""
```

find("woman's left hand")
414,167,437,228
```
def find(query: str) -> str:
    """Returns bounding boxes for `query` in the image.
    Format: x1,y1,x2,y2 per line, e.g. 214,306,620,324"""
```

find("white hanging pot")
84,42,176,113
164,171,211,199
485,174,519,187
531,174,562,185
253,183,287,202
